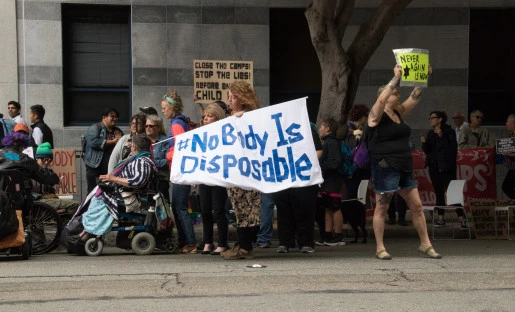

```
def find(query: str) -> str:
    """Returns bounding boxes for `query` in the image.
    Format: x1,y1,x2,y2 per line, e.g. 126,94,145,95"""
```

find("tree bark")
305,0,411,126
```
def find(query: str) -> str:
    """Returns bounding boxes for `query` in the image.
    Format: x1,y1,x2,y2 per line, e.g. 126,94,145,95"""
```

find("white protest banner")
170,98,323,193
193,60,253,104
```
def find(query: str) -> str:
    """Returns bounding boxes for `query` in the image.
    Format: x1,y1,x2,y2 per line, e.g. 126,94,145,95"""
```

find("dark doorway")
270,9,321,123
469,9,515,125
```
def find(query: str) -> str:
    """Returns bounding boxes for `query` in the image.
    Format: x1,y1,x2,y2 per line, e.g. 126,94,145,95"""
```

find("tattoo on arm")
388,76,399,89
378,193,394,205
369,110,376,118
399,104,406,113
411,88,423,101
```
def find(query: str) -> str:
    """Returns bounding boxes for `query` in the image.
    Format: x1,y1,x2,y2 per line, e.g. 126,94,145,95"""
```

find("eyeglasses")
108,115,118,120
428,116,439,120
145,125,158,128
475,115,484,119
40,158,53,163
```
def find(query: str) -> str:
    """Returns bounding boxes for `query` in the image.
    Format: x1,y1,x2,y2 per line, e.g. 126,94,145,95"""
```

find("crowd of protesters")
1,65,514,260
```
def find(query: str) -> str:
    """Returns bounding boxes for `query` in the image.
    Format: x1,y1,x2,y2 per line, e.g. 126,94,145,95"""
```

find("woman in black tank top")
367,64,441,260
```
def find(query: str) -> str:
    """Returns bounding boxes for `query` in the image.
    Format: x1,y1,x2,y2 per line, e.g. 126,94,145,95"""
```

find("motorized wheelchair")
71,177,177,256
0,169,64,259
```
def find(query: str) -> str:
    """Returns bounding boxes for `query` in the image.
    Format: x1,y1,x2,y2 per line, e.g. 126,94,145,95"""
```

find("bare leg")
333,209,343,234
373,193,393,253
397,188,432,249
325,209,333,233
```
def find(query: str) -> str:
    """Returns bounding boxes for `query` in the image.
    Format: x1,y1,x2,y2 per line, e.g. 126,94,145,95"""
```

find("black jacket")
30,120,54,148
320,133,343,194
422,124,457,173
0,147,59,185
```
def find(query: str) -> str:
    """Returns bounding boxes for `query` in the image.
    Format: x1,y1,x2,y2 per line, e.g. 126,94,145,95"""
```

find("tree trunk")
305,0,412,126
305,5,355,125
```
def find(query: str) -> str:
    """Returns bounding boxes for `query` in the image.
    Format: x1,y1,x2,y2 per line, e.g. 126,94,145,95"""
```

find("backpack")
186,117,197,130
338,141,356,177
0,118,15,148
352,131,370,169
0,190,19,239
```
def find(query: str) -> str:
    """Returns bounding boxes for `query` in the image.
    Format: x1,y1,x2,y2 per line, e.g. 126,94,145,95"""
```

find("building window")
62,4,131,126
469,9,515,125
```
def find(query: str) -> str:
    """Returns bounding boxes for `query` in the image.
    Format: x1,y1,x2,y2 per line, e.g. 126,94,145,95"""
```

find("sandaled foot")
418,245,442,259
375,249,392,260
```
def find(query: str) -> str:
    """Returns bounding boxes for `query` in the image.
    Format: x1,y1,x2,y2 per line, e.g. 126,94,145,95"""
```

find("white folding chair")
422,180,471,240
340,180,369,240
494,205,513,240
341,179,368,206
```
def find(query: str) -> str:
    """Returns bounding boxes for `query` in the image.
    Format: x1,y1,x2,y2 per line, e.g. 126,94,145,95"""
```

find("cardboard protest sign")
170,98,324,193
492,199,515,240
496,137,515,154
393,48,429,88
470,199,515,240
470,200,498,239
48,149,78,195
193,60,253,104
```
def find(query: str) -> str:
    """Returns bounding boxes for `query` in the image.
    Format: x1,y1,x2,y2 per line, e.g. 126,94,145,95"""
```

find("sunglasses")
40,158,53,163
145,125,158,128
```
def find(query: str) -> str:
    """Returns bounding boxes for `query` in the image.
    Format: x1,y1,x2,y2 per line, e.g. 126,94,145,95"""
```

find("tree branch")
335,0,355,42
348,0,411,73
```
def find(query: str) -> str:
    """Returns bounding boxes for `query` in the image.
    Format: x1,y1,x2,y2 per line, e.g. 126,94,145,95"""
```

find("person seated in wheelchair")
77,134,157,241
32,142,80,216
0,132,59,189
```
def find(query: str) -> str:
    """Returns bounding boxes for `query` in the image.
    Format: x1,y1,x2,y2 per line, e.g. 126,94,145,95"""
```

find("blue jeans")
256,193,274,245
371,161,417,194
171,183,196,246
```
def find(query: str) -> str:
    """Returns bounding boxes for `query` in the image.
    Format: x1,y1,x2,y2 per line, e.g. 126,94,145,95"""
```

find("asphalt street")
1,237,514,312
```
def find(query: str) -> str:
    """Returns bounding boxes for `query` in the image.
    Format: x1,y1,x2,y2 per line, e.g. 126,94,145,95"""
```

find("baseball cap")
139,106,158,115
14,123,30,134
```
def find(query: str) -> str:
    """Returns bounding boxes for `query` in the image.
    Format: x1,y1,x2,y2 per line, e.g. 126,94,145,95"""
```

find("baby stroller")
0,169,31,260
64,177,176,256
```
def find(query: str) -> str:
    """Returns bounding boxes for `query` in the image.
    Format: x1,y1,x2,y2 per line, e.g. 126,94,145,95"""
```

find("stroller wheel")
164,242,177,254
85,238,104,256
131,232,156,255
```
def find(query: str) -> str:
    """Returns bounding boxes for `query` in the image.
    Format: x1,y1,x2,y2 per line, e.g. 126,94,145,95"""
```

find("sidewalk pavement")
104,216,474,247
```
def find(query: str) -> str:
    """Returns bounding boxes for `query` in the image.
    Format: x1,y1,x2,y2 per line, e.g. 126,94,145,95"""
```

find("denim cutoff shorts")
371,160,417,194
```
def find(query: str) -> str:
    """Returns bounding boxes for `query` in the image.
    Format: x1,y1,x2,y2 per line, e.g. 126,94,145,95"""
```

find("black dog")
341,200,367,244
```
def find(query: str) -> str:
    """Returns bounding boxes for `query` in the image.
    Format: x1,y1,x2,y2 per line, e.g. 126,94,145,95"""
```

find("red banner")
411,148,497,211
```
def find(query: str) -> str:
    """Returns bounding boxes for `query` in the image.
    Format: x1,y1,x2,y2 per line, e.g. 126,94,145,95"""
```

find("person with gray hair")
502,114,515,199
458,109,493,148
68,134,157,254
145,114,170,203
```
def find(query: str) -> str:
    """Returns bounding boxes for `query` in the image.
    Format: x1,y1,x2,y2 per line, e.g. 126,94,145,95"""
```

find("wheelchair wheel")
131,232,156,255
27,201,63,255
85,238,103,256
164,242,177,254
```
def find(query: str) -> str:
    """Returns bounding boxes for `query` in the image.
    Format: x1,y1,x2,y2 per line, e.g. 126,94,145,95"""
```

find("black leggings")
429,168,464,217
199,184,228,247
